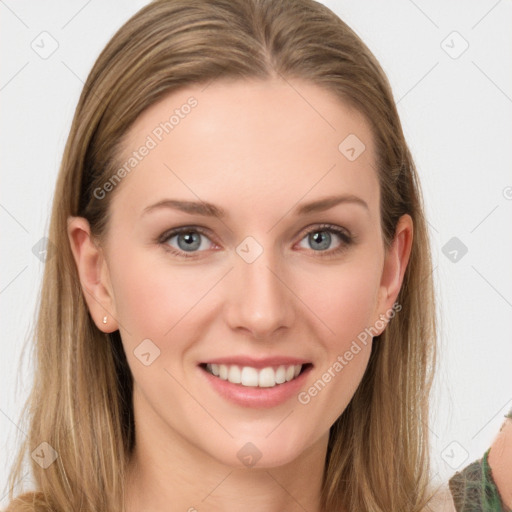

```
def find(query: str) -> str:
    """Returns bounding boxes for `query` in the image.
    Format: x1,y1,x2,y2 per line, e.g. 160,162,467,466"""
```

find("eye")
296,224,353,257
158,227,216,258
157,223,354,259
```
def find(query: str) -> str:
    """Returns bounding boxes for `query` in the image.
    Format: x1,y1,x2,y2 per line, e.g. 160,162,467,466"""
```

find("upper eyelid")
159,223,352,248
159,225,216,244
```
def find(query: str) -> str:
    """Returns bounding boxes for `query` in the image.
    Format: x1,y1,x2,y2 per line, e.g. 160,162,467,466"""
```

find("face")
70,78,411,469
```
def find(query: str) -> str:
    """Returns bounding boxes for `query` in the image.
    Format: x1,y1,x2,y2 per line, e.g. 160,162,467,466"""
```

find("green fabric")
449,448,510,512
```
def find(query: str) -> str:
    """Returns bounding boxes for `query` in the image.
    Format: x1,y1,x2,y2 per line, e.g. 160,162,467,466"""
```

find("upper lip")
200,356,312,369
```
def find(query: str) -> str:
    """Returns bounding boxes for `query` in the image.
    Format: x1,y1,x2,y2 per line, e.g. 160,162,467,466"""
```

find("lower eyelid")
159,225,352,257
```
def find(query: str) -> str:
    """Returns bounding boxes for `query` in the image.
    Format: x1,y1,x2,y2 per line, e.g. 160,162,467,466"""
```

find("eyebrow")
141,194,369,218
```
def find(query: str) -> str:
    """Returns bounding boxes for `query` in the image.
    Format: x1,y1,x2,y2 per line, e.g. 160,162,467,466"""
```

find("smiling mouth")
200,363,313,388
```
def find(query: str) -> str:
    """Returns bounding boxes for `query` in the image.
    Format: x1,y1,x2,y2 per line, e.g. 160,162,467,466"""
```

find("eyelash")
157,223,355,260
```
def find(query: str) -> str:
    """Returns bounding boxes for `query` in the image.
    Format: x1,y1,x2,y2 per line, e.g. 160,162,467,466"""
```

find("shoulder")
448,416,512,512
487,417,512,509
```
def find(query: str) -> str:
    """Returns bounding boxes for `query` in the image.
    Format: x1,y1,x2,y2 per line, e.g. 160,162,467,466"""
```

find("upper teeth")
205,363,302,388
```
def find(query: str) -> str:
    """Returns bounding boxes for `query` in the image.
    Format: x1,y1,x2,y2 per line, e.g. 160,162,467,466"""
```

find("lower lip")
198,364,313,408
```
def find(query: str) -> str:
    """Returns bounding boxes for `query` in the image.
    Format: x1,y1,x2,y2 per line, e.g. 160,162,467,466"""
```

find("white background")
1,0,511,504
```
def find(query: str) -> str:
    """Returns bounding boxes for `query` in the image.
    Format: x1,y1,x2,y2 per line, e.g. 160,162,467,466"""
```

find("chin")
206,430,316,470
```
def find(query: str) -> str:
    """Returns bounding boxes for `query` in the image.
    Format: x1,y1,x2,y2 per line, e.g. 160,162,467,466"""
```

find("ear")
372,213,413,335
67,216,119,333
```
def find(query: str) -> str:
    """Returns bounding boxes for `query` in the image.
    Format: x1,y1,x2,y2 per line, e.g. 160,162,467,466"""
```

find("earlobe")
373,214,413,334
66,216,119,333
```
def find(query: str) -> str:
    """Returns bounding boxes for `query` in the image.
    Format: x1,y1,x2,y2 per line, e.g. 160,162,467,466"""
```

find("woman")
4,0,508,511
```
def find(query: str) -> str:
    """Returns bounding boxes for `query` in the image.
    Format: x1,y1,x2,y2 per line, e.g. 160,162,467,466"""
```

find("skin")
488,417,512,509
67,78,413,512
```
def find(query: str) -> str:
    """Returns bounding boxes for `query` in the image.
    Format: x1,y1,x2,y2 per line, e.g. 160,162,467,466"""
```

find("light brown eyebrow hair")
141,194,369,218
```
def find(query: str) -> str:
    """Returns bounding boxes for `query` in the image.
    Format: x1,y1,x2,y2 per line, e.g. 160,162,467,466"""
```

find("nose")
224,244,296,340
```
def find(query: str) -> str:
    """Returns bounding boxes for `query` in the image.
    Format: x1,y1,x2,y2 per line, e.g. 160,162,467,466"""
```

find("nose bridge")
226,235,294,338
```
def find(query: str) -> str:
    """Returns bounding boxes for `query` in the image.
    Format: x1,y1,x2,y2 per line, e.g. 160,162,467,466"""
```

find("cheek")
299,258,381,346
295,264,379,425
110,245,220,329
109,248,199,346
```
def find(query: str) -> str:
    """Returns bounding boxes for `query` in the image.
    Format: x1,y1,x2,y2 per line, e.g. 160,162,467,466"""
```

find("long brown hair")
5,1,437,510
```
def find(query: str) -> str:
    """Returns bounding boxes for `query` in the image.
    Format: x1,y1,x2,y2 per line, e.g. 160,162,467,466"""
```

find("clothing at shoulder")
449,449,510,512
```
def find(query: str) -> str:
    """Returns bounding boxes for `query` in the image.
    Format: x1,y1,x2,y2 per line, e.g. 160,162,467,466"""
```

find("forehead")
110,78,379,224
